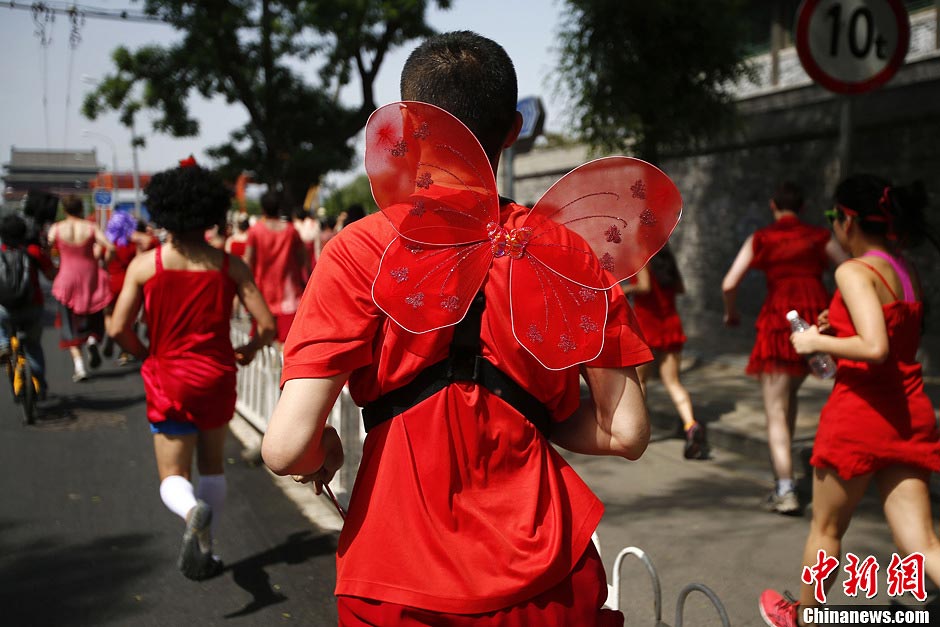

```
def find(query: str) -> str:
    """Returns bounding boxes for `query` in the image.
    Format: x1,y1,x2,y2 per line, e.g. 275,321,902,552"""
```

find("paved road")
0,315,339,626
2,309,935,626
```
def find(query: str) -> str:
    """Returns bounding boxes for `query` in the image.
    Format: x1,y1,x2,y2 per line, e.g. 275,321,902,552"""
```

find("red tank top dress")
140,247,238,430
747,216,831,376
811,258,940,480
631,273,686,352
228,239,247,259
106,242,138,304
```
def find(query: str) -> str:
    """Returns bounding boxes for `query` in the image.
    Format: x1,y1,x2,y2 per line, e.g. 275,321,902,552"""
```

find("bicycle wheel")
19,357,37,426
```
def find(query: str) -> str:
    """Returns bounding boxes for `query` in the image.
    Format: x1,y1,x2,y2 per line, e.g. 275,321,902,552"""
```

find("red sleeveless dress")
746,215,831,376
140,247,237,430
631,272,686,352
811,258,940,479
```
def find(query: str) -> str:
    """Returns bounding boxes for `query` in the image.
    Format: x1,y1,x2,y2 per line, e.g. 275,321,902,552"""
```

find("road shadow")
222,530,337,619
0,520,161,625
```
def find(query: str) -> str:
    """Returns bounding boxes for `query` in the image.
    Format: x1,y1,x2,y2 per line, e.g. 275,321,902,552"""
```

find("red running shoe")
759,589,799,627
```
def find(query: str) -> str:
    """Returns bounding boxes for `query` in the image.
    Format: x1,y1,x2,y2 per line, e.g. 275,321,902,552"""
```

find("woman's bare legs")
798,467,871,612
877,465,940,588
659,351,695,431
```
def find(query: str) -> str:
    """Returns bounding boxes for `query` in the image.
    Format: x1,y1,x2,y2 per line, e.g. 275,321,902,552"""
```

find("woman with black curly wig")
760,176,940,627
108,161,275,581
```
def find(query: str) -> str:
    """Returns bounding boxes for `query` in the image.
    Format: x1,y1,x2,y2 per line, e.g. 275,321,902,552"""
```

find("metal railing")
230,325,364,506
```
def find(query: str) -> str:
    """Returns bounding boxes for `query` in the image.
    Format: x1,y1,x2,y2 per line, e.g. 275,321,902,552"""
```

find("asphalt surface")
3,304,938,626
0,308,339,627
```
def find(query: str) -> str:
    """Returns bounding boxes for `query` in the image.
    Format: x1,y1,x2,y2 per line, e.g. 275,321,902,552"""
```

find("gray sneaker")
178,500,223,580
763,490,801,516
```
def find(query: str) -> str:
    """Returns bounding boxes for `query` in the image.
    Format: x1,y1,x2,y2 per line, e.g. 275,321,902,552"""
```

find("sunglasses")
824,209,839,224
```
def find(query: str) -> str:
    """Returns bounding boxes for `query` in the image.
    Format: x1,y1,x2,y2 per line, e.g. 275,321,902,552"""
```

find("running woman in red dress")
244,193,309,345
109,161,275,581
261,31,682,626
722,182,846,514
759,176,940,626
624,245,708,459
102,211,140,364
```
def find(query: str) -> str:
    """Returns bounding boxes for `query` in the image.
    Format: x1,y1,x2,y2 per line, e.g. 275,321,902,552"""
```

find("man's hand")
290,426,344,494
816,309,832,334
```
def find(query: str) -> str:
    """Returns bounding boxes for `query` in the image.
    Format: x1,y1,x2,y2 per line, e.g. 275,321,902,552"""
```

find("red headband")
836,186,896,241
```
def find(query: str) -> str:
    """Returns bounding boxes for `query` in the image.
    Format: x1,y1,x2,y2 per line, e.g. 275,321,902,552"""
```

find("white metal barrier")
230,325,364,506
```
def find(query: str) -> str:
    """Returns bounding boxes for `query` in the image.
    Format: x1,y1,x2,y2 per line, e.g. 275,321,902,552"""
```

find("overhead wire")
7,1,166,24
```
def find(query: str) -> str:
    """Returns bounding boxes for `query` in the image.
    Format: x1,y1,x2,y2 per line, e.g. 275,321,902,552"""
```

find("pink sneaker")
759,589,799,627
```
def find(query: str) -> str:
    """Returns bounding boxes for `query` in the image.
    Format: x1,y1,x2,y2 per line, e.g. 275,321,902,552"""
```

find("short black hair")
0,213,28,246
773,181,804,213
145,165,231,234
401,31,518,159
260,192,281,218
63,195,85,217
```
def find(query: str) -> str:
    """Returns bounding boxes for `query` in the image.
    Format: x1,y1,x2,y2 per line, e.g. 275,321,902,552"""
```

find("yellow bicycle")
4,331,40,425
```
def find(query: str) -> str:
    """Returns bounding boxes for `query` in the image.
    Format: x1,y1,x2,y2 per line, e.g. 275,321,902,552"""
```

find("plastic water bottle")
786,310,836,379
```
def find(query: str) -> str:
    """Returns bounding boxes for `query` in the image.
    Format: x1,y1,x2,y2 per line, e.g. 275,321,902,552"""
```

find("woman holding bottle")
759,175,940,627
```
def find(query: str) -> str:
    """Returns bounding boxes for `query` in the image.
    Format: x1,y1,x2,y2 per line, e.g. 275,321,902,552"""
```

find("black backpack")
0,246,33,309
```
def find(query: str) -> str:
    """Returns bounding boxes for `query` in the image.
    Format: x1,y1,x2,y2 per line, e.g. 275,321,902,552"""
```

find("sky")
0,0,571,193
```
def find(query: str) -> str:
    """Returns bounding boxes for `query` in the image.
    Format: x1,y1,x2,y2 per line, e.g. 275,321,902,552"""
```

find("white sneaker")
72,368,88,383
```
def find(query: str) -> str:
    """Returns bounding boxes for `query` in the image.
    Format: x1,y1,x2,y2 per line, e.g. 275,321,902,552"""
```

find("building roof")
3,148,101,174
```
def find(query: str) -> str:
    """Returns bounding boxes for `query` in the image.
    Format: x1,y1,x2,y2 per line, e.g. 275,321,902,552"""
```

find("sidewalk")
641,323,940,496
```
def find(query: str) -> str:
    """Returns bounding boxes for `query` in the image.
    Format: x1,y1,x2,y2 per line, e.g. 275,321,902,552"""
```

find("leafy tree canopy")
83,0,451,205
556,0,757,161
322,174,378,216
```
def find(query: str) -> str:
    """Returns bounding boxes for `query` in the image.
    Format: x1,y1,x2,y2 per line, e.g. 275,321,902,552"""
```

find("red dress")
283,208,651,615
106,242,138,305
140,247,237,430
631,272,686,352
746,215,831,376
246,220,305,316
811,260,940,480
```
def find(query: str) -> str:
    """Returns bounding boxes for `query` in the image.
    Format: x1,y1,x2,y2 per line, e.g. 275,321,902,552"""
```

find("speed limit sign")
796,0,910,94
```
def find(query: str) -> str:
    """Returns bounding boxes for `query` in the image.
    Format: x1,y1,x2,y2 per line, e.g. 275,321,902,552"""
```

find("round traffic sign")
796,0,910,94
93,188,113,206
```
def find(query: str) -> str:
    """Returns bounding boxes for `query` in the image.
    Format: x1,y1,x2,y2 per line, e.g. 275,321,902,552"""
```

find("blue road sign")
517,97,545,140
93,188,113,206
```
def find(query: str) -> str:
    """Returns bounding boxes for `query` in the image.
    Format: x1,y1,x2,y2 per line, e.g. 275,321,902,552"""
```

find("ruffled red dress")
140,247,237,430
746,215,831,376
631,272,686,353
811,259,940,479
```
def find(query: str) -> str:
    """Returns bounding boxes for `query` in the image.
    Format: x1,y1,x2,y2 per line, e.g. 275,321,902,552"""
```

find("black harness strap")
361,293,552,437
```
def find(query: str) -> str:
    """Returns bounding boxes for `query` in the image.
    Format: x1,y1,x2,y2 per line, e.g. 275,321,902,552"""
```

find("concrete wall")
505,10,940,368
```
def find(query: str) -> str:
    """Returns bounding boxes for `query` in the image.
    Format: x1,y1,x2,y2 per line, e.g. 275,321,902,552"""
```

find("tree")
322,174,378,216
83,0,451,205
556,0,757,162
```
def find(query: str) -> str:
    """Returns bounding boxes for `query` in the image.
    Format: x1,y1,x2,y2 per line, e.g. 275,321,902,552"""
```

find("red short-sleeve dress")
811,260,940,479
746,215,831,376
140,247,237,430
631,272,686,353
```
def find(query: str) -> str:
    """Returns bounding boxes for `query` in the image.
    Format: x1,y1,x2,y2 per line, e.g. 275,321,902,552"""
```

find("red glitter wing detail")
523,157,682,288
365,101,499,246
372,236,493,334
510,256,608,370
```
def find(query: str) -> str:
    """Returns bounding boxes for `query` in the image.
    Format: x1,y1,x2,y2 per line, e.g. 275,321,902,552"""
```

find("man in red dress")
244,192,309,344
262,31,652,625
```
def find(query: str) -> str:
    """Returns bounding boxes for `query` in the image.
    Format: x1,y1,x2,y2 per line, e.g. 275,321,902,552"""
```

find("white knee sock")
196,474,227,536
160,475,198,521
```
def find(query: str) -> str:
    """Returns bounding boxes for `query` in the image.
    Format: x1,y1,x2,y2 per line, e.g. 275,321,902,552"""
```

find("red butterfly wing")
373,237,493,334
523,157,682,287
365,101,499,246
510,255,608,370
